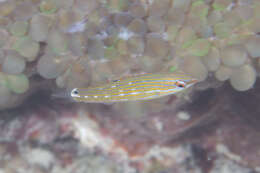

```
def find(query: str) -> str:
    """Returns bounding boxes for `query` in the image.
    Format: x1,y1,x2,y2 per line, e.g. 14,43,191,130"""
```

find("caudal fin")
51,89,74,102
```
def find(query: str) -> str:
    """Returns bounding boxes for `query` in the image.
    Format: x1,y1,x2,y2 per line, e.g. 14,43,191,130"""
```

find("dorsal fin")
109,71,150,83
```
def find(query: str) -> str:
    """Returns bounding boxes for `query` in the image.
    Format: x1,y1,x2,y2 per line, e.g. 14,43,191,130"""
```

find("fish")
70,72,198,103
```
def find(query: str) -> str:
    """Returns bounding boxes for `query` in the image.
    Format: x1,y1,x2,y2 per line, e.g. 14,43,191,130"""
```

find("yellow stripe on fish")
71,72,198,103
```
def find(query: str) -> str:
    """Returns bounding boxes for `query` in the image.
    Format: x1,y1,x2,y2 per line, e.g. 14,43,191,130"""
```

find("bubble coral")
0,1,260,173
0,0,259,109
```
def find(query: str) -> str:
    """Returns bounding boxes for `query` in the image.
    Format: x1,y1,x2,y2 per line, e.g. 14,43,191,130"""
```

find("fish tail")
51,89,74,102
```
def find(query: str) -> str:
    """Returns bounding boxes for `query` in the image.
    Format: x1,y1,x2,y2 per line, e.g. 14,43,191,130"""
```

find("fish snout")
187,78,199,86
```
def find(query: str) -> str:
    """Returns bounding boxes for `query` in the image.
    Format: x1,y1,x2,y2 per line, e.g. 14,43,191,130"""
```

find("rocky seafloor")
0,0,260,172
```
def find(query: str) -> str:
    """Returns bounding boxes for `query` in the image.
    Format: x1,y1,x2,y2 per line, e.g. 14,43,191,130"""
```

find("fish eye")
176,81,186,88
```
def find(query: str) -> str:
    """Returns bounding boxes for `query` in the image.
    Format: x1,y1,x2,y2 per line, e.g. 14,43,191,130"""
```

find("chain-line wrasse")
70,72,198,103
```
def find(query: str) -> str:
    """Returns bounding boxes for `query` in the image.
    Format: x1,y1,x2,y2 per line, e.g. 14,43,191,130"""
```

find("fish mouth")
187,78,199,85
